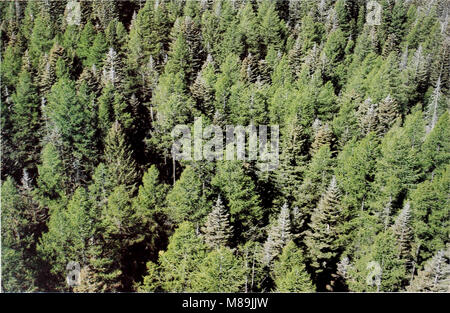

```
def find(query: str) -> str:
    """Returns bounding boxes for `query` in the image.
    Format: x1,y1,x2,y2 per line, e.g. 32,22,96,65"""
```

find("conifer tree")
273,241,315,292
347,230,407,292
422,111,450,178
371,111,425,213
262,203,292,265
38,187,93,290
102,47,124,89
294,144,334,219
45,77,96,185
376,94,400,136
10,68,41,173
310,124,334,155
157,222,208,291
133,165,169,261
1,178,39,291
165,165,208,224
104,121,138,191
212,161,263,239
407,245,450,292
201,196,233,249
392,201,414,263
29,10,54,68
36,142,67,206
410,165,450,262
304,176,342,276
191,247,246,292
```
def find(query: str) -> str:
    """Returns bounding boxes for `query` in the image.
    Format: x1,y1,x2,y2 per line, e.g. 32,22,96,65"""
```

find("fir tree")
10,68,41,173
262,203,292,265
104,121,138,191
157,222,208,292
201,196,233,249
165,165,208,224
392,201,414,263
190,247,246,292
273,240,315,292
407,245,450,292
304,177,342,277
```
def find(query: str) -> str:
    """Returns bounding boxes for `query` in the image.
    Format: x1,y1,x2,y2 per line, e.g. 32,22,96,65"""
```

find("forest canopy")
0,0,449,292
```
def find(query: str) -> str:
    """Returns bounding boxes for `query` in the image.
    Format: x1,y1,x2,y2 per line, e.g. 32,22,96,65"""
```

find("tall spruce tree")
304,177,343,279
201,196,233,249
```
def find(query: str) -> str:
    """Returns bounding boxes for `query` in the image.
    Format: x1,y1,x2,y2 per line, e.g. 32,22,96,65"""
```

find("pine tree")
101,47,124,89
10,68,41,173
165,165,208,225
392,201,414,263
294,144,334,219
45,77,96,186
310,123,334,155
212,161,263,240
1,178,38,291
133,165,169,261
376,94,400,136
275,117,308,204
262,203,292,265
371,110,425,213
87,32,109,68
127,0,164,72
410,165,450,263
36,142,67,206
190,247,246,292
304,176,342,276
201,196,233,249
190,60,215,116
92,0,118,30
347,230,407,292
257,0,285,52
28,10,54,68
407,245,450,292
422,111,450,178
37,187,93,290
104,121,138,190
273,241,315,292
157,222,208,291
357,97,379,136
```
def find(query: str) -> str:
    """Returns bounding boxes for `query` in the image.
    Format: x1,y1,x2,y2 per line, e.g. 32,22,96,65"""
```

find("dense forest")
1,0,449,293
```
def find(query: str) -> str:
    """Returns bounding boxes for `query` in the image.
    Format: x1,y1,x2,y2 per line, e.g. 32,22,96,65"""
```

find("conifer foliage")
1,0,449,293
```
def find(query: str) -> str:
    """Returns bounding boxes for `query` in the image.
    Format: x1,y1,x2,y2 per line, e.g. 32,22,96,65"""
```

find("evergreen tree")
10,68,41,174
36,142,67,206
410,165,450,263
38,187,93,290
262,203,292,265
45,77,96,186
165,165,208,225
422,111,450,178
201,196,233,249
407,245,450,292
304,177,343,280
294,144,334,221
1,178,39,291
212,161,263,240
392,201,414,264
346,230,407,292
157,222,208,291
104,121,138,190
273,241,315,292
190,247,246,292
